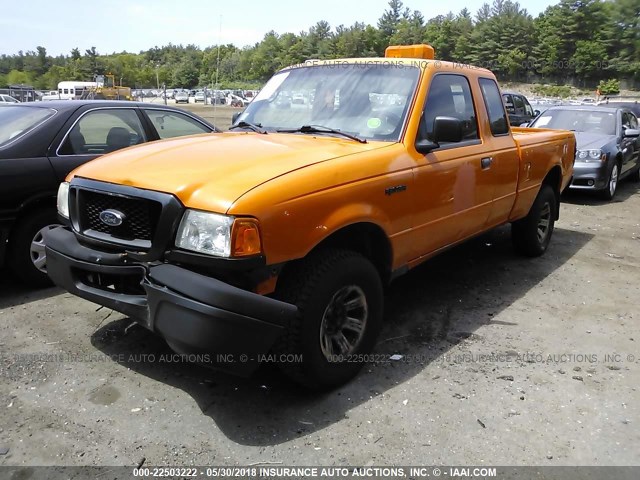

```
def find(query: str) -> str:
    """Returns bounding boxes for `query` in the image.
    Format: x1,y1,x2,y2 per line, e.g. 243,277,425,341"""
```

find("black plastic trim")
69,177,184,261
165,249,266,271
147,264,295,326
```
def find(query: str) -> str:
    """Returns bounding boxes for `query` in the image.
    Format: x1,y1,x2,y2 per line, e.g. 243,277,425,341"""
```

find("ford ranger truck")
46,44,575,389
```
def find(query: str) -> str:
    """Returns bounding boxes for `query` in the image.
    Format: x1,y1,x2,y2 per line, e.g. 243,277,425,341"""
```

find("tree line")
1,0,638,91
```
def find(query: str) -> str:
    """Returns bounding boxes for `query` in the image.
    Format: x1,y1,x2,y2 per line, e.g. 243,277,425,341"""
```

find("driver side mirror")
534,110,540,117
623,128,640,138
231,112,242,124
415,116,464,154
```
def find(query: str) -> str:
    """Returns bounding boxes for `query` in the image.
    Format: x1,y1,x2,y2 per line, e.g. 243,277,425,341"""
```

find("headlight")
588,149,603,159
57,182,70,218
176,210,233,257
576,149,604,162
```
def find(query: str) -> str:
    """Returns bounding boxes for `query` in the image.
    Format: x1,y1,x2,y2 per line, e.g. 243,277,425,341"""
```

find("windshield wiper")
277,125,367,143
229,121,267,134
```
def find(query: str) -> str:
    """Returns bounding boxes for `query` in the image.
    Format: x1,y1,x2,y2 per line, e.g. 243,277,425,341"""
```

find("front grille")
78,190,162,246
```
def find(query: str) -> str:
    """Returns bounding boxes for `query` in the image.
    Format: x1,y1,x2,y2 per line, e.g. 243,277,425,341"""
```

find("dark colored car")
502,91,539,126
0,101,218,286
529,105,640,200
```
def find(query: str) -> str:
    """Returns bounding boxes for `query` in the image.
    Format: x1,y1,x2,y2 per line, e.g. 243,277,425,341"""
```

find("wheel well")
542,166,562,220
294,223,393,285
18,195,56,219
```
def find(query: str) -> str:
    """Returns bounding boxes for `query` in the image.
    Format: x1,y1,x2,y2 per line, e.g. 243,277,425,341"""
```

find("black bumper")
45,227,297,375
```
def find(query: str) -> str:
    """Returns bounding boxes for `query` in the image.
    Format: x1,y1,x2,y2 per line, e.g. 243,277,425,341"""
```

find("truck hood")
71,132,389,213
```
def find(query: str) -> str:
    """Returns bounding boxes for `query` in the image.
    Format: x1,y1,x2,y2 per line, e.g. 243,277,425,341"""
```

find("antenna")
214,15,222,125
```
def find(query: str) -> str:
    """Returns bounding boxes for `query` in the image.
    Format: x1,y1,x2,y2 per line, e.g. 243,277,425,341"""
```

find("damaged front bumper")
45,226,297,375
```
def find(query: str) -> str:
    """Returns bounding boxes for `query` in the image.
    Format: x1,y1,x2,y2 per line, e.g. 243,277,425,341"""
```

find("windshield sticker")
367,118,382,129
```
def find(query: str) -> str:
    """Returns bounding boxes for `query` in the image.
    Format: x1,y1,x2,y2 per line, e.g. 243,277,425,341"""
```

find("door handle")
481,157,493,169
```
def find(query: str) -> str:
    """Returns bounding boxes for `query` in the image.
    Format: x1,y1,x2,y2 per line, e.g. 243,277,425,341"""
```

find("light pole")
155,63,160,91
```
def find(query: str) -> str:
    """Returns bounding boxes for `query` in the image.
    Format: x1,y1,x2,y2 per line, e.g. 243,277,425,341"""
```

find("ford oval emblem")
99,209,126,227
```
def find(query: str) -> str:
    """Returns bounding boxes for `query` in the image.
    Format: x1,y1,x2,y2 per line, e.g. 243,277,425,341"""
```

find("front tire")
8,209,60,287
274,249,383,389
600,161,620,200
512,184,557,257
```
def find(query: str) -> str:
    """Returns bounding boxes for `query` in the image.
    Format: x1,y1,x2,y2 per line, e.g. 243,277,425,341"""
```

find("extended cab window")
59,109,146,155
144,110,211,139
420,74,479,144
479,78,509,135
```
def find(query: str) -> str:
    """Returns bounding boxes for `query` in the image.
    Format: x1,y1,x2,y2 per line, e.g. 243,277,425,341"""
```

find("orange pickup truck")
46,45,575,388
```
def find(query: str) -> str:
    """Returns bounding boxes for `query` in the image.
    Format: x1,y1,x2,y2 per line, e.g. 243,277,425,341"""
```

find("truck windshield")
0,106,56,148
236,63,420,142
531,108,616,136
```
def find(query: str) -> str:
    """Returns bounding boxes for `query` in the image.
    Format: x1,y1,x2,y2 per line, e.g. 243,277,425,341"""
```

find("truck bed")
509,127,575,221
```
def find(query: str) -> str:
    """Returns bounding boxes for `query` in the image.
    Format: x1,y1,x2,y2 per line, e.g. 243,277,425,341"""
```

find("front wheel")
512,184,557,257
274,249,383,389
8,208,60,287
600,161,620,200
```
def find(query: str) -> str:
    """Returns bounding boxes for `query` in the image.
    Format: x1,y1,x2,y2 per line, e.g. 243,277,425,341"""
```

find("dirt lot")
1,177,639,468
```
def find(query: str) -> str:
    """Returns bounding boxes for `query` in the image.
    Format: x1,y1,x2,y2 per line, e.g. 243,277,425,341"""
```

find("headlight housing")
176,210,233,257
57,182,70,218
175,210,262,258
577,149,604,162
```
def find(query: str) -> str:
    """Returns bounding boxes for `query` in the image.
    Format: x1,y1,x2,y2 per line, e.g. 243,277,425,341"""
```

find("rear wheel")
8,209,60,287
274,249,383,389
630,165,640,183
600,162,620,200
512,184,557,257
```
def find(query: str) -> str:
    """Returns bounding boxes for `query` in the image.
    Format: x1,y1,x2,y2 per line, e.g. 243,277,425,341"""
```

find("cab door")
477,78,520,228
408,73,495,258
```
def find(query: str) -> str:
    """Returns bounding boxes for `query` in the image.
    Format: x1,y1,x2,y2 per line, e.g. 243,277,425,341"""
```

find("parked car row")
0,101,218,286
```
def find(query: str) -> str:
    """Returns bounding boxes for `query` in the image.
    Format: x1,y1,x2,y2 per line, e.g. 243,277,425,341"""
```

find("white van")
56,81,97,100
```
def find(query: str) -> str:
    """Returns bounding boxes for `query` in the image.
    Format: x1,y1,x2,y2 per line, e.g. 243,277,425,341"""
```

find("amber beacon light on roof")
384,44,435,59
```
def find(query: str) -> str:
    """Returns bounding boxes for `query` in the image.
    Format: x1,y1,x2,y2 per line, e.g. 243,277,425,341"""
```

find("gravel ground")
0,180,639,468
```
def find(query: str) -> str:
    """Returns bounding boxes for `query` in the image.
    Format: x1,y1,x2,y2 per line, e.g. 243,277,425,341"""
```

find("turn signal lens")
231,220,262,256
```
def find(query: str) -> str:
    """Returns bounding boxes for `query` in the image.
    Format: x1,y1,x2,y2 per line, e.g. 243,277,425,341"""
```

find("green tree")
6,69,31,85
378,0,406,46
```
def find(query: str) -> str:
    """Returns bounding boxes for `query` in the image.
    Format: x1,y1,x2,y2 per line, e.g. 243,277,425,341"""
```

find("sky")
0,0,559,57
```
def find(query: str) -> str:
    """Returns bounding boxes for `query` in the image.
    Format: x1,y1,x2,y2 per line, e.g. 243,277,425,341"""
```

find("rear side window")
479,78,509,135
421,74,479,143
144,109,211,139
